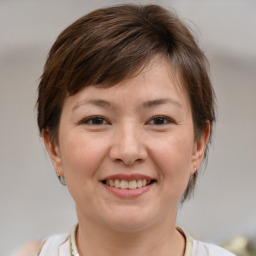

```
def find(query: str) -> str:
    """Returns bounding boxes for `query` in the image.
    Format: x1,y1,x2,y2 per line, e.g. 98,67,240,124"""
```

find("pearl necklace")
70,224,79,256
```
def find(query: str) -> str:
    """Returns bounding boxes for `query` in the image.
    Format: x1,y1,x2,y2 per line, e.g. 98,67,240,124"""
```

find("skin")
41,56,210,256
12,241,42,256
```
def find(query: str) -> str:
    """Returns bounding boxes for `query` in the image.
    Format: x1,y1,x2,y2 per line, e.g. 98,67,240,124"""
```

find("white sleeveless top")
38,228,236,256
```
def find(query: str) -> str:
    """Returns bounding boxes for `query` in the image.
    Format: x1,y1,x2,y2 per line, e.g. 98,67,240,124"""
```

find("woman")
16,4,235,256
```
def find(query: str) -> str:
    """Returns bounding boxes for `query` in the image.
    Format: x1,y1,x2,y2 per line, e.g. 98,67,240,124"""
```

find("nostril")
109,134,148,165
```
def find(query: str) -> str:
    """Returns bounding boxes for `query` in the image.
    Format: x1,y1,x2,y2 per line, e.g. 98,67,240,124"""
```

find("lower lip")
102,183,153,198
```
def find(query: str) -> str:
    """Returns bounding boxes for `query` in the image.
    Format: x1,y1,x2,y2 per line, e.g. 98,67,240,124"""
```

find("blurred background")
0,0,255,255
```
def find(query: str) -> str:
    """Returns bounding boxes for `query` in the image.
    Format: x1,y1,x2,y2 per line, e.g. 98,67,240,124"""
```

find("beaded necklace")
69,224,192,256
70,224,79,256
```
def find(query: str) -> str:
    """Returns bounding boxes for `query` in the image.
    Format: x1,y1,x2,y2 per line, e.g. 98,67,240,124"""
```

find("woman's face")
45,57,208,232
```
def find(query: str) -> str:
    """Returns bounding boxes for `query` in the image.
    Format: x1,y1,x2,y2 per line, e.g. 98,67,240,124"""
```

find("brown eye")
148,116,172,125
82,116,108,125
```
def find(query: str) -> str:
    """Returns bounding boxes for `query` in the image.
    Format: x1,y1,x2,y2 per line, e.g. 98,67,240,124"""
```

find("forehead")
72,55,187,98
64,56,191,113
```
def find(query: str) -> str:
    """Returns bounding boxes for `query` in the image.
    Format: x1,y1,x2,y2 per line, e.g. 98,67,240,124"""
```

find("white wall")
1,0,255,255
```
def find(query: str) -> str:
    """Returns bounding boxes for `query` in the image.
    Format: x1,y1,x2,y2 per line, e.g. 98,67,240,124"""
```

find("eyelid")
146,115,175,125
79,115,110,125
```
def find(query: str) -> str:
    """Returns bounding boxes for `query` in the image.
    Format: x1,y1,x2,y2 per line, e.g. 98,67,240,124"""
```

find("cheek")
151,133,194,193
154,133,193,167
59,134,109,182
59,134,110,207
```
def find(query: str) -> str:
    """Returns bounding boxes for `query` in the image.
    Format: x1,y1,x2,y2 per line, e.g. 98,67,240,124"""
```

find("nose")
109,123,148,166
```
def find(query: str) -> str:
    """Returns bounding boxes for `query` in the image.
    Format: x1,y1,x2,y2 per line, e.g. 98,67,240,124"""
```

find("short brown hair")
37,4,216,201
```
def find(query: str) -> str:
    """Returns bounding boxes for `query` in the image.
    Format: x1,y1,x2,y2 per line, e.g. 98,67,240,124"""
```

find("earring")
56,169,66,185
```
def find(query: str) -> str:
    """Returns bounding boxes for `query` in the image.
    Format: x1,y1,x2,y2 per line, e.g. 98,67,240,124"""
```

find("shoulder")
12,234,69,256
38,233,69,255
192,240,237,256
12,241,43,256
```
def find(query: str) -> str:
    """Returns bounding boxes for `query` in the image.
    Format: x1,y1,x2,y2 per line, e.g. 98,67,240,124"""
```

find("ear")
190,122,210,175
42,129,64,177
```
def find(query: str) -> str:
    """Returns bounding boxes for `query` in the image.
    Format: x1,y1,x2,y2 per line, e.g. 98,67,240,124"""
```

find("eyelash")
79,115,174,126
147,116,174,125
80,116,110,125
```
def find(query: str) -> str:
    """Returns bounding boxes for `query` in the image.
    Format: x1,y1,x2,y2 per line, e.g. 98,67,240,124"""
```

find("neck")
76,210,185,256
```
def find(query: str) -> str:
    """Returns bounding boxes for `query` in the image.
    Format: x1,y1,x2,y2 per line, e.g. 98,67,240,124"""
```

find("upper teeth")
106,179,150,189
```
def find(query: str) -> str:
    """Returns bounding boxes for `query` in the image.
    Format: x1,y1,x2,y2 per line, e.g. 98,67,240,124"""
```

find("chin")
100,206,159,233
106,219,152,233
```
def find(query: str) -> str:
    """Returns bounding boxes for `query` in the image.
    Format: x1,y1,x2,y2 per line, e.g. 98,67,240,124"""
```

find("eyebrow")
73,97,182,112
142,98,183,108
73,99,111,111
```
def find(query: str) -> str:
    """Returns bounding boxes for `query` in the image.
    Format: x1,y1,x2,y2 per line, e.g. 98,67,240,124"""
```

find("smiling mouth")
101,179,156,190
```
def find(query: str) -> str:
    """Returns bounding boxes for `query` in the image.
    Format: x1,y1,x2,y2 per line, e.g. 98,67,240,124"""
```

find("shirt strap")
176,227,193,256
